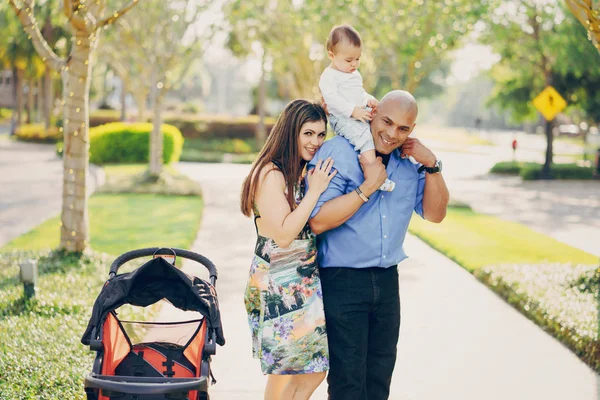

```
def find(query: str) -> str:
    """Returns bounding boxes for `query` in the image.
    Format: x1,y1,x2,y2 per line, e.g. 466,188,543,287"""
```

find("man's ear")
409,123,417,135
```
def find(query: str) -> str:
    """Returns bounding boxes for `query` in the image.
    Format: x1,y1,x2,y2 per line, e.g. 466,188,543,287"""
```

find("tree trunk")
15,69,25,130
27,78,35,124
9,68,18,135
59,32,97,252
256,51,267,145
149,85,164,177
120,77,127,122
43,66,53,130
541,118,553,178
36,77,43,124
135,92,147,122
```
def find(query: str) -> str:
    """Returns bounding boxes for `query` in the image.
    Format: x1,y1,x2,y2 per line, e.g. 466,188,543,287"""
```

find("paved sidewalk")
0,137,104,248
170,162,598,400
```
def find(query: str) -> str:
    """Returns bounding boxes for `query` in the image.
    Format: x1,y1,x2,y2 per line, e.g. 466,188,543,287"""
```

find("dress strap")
253,214,260,233
272,159,285,176
272,159,283,169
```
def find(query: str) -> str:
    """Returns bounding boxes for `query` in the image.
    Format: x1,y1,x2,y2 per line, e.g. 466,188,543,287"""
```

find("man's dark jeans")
320,265,401,400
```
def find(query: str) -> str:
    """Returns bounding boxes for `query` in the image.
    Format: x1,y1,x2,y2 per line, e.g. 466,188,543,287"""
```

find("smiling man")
307,90,449,400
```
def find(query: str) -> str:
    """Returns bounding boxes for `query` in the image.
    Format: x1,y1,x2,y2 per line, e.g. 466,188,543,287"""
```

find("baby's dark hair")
326,24,362,52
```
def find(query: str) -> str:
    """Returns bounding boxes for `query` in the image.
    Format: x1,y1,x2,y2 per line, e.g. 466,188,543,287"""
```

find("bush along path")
409,204,600,374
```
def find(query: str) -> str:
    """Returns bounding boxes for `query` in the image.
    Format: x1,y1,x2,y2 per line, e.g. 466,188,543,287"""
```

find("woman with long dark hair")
241,99,336,399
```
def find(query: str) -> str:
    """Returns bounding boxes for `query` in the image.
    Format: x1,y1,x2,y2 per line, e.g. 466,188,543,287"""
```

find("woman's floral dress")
244,175,329,375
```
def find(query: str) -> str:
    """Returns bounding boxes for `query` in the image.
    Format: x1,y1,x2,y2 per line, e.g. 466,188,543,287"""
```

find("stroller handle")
85,373,207,395
109,247,218,283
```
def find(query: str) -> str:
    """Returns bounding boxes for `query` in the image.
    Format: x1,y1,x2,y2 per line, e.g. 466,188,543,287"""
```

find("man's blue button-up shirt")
307,135,426,269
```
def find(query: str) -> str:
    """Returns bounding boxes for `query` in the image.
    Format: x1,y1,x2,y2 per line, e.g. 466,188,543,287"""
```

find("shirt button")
383,255,387,259
383,215,386,219
384,235,388,239
381,195,384,199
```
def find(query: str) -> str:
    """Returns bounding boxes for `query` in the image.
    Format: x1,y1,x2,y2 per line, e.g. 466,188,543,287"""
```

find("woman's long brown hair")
241,99,327,217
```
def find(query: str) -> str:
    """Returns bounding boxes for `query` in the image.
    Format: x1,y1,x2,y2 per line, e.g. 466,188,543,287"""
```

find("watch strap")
418,163,440,174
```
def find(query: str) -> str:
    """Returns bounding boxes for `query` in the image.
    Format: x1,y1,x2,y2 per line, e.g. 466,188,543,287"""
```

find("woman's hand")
307,157,337,194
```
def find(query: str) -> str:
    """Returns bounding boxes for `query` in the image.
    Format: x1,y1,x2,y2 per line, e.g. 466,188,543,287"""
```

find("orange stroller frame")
81,248,224,400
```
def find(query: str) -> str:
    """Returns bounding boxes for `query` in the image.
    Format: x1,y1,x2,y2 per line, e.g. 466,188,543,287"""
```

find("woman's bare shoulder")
255,162,285,184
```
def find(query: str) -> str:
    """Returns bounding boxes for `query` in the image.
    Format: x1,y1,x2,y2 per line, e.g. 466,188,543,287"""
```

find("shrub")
520,163,594,180
180,148,256,164
89,109,121,127
181,103,201,114
475,263,600,373
89,122,184,164
163,114,277,139
0,107,13,121
490,161,595,180
14,124,61,143
185,138,257,154
490,161,535,175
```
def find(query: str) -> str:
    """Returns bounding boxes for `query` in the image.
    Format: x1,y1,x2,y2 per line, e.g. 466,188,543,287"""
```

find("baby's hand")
352,106,373,123
367,98,379,111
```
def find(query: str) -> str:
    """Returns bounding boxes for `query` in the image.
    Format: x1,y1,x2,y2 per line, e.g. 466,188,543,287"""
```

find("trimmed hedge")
490,161,537,175
521,163,595,180
180,148,257,164
14,124,61,143
89,109,122,127
475,263,600,373
184,137,258,154
490,161,595,180
89,123,184,164
88,110,277,139
163,115,277,139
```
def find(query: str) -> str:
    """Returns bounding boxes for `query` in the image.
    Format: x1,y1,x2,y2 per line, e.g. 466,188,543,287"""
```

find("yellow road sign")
532,86,567,121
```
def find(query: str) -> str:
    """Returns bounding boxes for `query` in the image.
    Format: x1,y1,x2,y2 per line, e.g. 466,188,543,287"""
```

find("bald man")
306,90,449,399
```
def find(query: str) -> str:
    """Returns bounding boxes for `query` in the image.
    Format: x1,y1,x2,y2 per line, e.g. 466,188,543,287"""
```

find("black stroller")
81,248,225,400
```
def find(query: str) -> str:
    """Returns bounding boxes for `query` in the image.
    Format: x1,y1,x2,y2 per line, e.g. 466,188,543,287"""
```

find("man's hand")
401,138,436,167
352,106,373,123
367,98,379,112
358,154,387,197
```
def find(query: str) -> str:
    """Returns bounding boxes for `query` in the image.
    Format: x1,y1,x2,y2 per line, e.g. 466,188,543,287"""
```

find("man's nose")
388,127,399,139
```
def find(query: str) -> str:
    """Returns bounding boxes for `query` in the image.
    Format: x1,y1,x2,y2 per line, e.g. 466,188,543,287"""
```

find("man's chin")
375,146,396,155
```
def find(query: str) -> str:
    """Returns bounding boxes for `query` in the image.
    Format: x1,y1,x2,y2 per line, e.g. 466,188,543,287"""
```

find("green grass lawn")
408,206,598,272
0,164,205,398
1,193,203,256
2,163,203,255
0,250,167,399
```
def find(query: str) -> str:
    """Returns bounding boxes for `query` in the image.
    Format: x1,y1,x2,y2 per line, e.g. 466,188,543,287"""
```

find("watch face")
436,159,443,172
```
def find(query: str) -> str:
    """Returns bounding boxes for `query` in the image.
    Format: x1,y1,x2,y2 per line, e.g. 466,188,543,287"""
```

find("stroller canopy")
81,257,225,346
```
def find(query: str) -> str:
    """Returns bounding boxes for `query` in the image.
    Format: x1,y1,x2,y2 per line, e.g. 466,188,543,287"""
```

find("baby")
319,24,395,191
